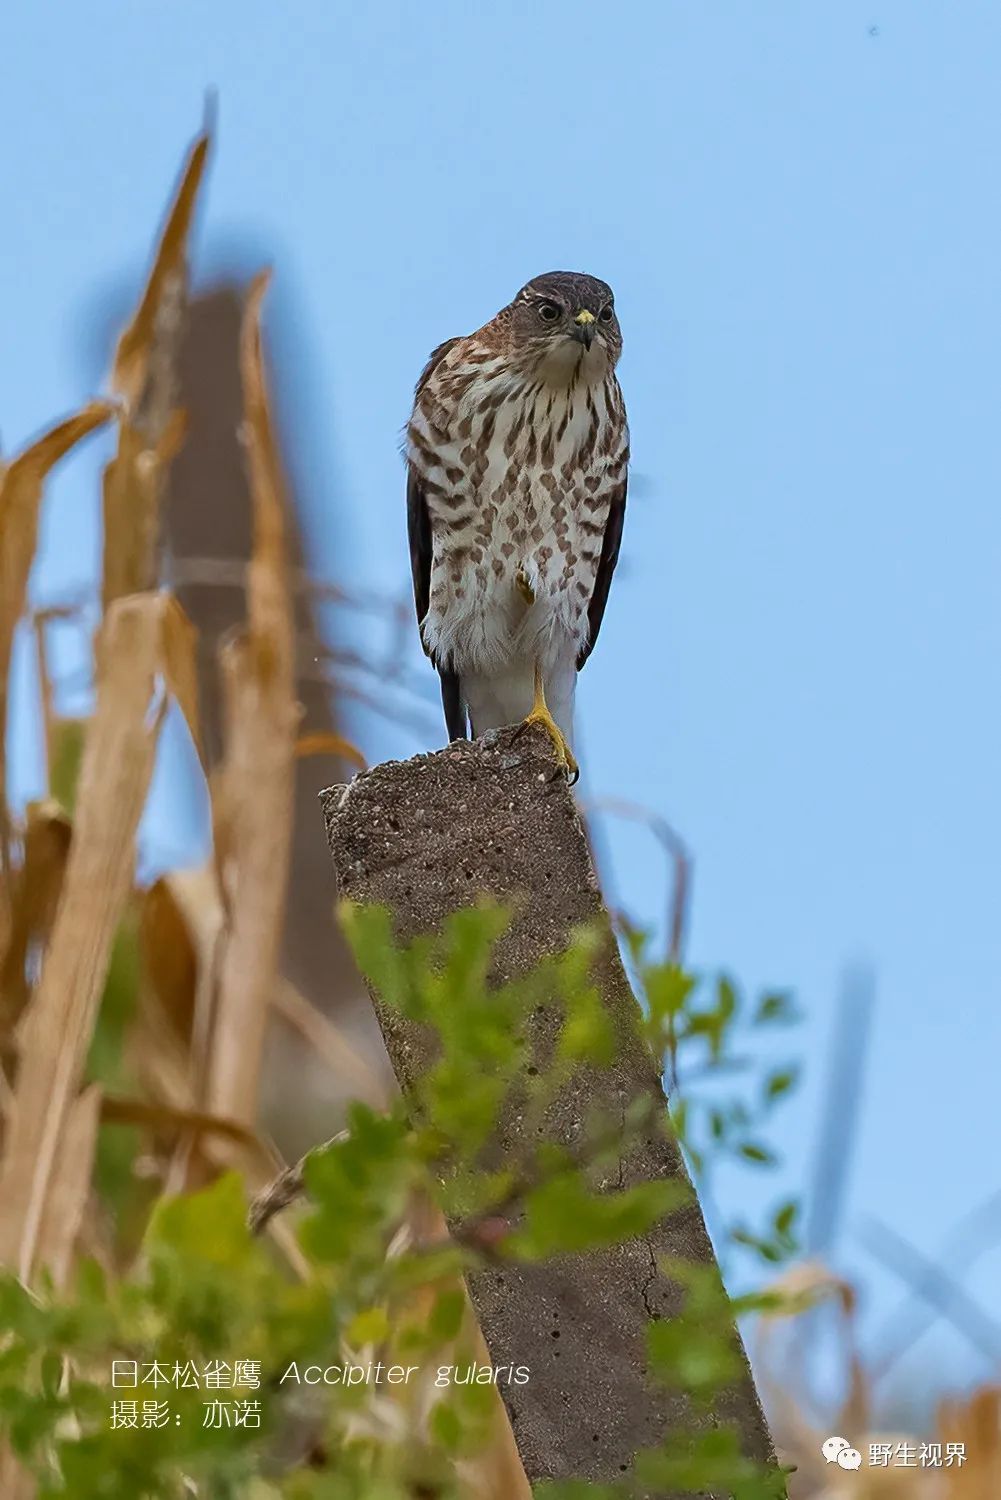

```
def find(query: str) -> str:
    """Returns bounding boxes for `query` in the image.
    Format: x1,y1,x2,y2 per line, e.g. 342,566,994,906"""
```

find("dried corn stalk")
0,403,113,955
102,132,209,610
205,273,299,1127
0,591,199,1281
0,800,71,1041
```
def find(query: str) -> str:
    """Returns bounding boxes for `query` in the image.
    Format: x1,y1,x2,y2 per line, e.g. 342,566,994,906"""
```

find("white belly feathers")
409,369,621,678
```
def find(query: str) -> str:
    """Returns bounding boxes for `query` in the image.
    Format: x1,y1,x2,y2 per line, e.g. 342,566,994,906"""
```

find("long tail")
438,666,468,741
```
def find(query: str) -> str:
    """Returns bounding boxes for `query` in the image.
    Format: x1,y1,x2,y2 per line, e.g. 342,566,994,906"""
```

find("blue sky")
4,1,1000,1410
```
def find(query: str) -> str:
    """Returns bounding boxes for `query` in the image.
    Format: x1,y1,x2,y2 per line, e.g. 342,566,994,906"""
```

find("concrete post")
320,725,775,1494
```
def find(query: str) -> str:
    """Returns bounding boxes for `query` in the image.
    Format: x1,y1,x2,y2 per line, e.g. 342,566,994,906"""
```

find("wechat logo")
822,1436,863,1471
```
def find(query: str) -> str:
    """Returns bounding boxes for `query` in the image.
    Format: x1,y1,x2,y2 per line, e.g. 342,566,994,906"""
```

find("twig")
167,555,409,619
248,1130,347,1236
582,795,691,965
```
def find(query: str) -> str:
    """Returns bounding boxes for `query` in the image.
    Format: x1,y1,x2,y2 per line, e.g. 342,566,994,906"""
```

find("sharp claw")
516,662,579,783
518,710,578,784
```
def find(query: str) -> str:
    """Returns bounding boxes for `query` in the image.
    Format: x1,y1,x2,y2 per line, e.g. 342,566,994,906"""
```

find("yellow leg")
517,663,579,783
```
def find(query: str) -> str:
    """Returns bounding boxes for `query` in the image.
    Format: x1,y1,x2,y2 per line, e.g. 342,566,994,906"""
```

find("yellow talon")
517,664,579,783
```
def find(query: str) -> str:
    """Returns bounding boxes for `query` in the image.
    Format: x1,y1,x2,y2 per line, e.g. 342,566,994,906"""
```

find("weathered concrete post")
320,725,775,1493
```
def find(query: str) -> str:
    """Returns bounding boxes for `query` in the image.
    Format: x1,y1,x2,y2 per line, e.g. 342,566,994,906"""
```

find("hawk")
406,271,629,779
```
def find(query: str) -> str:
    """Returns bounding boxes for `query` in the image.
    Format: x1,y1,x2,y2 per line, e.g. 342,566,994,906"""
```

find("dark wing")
407,335,461,642
407,464,468,740
407,336,468,740
438,666,467,742
577,478,627,671
406,463,432,650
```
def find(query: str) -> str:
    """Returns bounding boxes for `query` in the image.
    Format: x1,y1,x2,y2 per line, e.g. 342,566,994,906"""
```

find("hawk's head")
506,271,622,384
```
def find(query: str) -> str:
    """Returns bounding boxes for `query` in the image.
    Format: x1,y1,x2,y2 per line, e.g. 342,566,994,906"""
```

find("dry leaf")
159,590,204,767
939,1385,1000,1500
34,1083,101,1288
240,272,294,676
32,613,56,786
0,402,114,846
136,864,228,1195
100,1093,279,1163
139,876,200,1044
295,729,367,771
0,403,112,986
206,273,298,1128
101,409,186,609
102,130,210,608
0,800,72,1036
460,1317,534,1500
0,592,186,1280
110,133,210,412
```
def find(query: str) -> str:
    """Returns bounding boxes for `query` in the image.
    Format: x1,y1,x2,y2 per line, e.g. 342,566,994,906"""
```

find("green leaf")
646,1318,743,1395
535,1483,624,1499
636,1426,791,1499
556,984,615,1066
429,1288,466,1343
430,1397,464,1452
717,974,738,1021
39,1350,63,1398
338,902,414,1012
145,1172,253,1267
763,1067,798,1103
301,1105,415,1265
641,963,698,1063
773,1200,798,1236
753,990,797,1025
0,1275,45,1339
511,1173,687,1259
737,1141,776,1167
345,1306,389,1346
731,1227,784,1263
669,1098,688,1145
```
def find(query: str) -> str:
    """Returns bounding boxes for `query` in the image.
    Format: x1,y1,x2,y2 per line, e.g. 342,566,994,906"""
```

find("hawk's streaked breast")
407,333,629,679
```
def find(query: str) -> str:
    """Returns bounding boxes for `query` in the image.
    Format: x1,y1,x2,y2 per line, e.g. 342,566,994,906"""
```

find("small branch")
582,795,692,965
248,1131,347,1236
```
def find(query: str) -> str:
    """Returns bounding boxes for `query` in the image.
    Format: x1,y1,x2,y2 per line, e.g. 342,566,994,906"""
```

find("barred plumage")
406,271,629,753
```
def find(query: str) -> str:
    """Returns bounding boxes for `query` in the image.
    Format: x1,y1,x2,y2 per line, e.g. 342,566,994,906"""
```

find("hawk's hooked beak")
572,309,595,350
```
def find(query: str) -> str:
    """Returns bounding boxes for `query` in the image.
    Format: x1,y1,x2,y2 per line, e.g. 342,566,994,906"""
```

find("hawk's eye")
537,301,562,323
598,304,614,323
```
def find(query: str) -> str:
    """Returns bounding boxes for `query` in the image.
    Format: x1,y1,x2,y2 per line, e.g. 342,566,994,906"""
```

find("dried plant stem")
206,274,298,1127
247,1130,347,1236
0,402,114,945
271,977,388,1108
35,1084,102,1289
0,595,173,1280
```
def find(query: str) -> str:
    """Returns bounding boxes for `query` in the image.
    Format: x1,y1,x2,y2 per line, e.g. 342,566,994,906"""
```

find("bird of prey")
406,270,628,779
